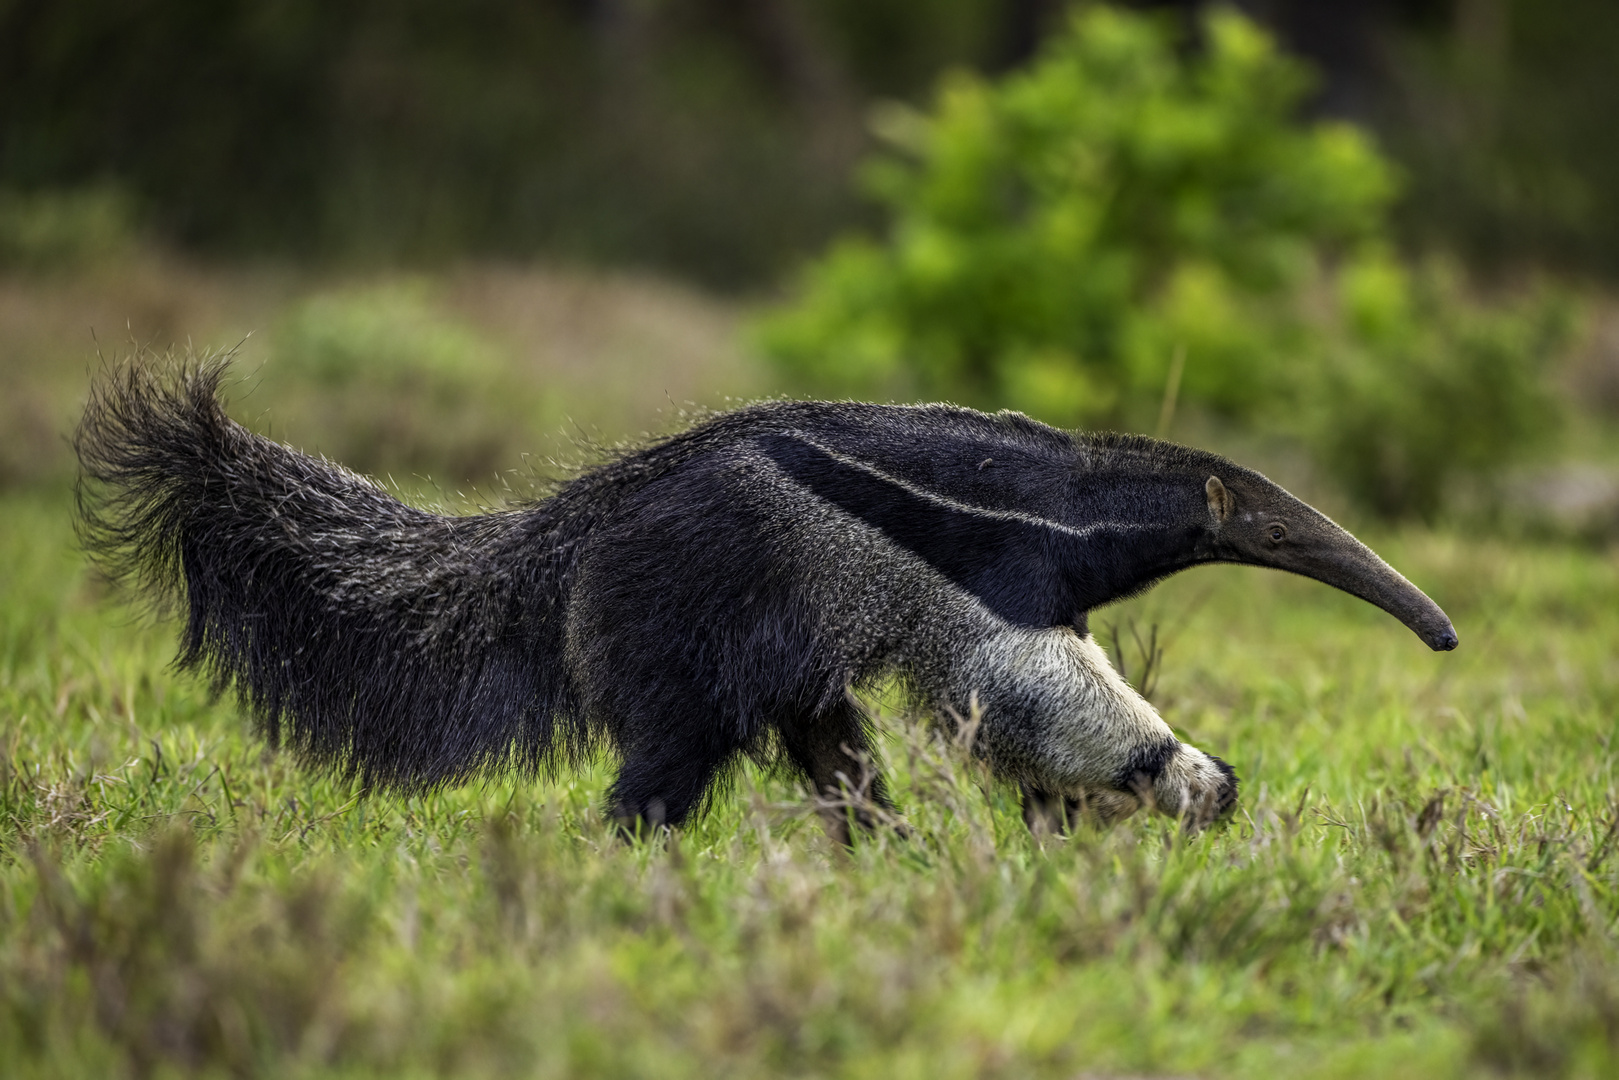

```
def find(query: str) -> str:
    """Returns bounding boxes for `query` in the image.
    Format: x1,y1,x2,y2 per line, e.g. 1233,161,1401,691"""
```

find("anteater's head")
1199,473,1458,652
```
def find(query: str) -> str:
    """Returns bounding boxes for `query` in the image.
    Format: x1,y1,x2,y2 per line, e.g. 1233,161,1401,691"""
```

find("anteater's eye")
1268,525,1286,542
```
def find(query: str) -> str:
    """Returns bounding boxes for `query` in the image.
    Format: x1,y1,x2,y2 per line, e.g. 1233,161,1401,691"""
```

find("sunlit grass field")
4,474,1618,1078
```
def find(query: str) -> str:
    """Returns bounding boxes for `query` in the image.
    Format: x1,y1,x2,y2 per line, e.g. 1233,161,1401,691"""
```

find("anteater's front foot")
1146,745,1239,830
1024,744,1239,836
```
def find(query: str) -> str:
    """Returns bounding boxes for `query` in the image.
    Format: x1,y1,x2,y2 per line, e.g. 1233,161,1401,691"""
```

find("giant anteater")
75,359,1457,841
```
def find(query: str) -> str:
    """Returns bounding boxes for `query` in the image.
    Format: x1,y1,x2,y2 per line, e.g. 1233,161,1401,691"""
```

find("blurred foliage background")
6,8,1619,1075
5,0,1619,285
2,0,1618,523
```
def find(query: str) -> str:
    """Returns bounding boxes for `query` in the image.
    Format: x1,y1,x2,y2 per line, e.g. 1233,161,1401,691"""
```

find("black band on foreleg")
1111,737,1182,793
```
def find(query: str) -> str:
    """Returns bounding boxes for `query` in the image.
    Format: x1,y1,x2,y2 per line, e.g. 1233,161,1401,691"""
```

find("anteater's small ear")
1205,476,1235,524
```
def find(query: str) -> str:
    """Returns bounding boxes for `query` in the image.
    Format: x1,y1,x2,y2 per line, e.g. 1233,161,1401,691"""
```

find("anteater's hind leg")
779,701,897,846
606,731,743,838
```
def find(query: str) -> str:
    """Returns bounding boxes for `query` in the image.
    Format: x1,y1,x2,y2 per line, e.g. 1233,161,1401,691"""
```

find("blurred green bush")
3,3,1617,290
260,284,544,487
1300,256,1572,520
0,186,137,270
756,5,1574,520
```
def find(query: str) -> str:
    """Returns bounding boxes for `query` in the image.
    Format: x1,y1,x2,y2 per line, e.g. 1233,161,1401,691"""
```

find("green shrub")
0,186,137,270
1298,256,1573,521
261,283,542,486
755,5,1572,519
756,6,1391,425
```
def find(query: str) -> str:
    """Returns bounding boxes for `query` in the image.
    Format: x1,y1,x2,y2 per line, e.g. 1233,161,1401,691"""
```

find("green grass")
4,484,1619,1079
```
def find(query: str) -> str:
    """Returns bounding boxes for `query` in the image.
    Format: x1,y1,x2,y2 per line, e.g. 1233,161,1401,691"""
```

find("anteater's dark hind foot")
606,737,741,840
606,702,909,847
779,703,903,846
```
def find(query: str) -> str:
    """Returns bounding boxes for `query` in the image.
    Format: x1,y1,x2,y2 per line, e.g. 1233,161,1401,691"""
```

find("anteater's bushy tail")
74,356,584,790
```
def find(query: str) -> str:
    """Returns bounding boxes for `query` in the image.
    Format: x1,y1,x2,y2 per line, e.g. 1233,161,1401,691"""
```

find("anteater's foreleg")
951,628,1238,831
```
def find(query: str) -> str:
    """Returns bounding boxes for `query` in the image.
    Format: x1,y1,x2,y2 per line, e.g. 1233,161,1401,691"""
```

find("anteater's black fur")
76,357,1454,834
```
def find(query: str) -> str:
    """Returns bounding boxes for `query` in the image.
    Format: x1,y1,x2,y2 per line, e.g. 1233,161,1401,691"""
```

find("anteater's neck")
1053,451,1217,615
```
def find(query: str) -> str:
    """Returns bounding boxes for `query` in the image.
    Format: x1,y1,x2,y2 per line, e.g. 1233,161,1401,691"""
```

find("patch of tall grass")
3,487,1618,1077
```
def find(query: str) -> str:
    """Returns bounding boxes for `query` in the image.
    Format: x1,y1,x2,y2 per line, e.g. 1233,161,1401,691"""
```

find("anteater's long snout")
1279,539,1458,652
